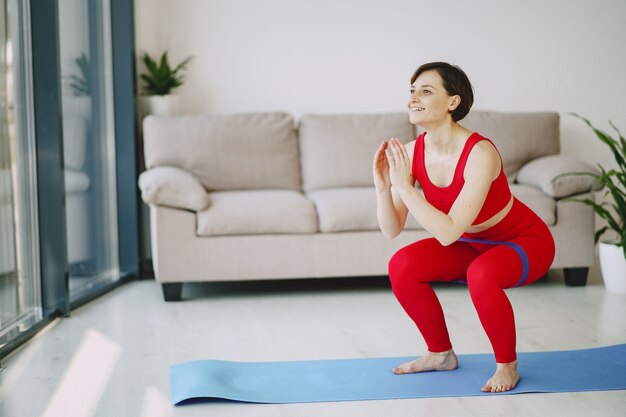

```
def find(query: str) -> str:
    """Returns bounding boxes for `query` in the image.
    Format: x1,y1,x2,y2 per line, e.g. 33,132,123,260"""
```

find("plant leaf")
569,113,626,171
594,226,609,244
139,50,192,95
608,120,626,160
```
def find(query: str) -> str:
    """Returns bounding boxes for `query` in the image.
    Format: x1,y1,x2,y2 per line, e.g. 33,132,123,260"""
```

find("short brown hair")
410,62,474,121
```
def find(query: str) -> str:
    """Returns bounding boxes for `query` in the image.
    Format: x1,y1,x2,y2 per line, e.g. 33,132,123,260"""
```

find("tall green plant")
553,113,626,258
139,51,192,96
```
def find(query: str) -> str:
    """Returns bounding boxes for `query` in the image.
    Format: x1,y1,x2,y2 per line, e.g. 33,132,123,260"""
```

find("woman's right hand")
373,140,392,192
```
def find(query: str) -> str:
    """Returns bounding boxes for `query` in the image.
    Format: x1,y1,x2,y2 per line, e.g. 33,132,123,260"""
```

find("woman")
372,62,555,393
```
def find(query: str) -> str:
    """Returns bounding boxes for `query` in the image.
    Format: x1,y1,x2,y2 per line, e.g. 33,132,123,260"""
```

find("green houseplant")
554,113,626,292
139,51,192,95
139,51,192,116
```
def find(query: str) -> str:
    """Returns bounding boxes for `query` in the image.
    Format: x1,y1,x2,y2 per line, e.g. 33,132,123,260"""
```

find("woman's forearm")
376,188,402,239
396,184,459,245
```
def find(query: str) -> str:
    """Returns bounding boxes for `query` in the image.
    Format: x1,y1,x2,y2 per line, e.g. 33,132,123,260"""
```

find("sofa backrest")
298,113,414,191
460,110,560,181
143,112,301,191
143,110,560,192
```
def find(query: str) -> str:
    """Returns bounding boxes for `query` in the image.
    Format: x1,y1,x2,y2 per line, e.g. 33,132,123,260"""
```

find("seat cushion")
510,184,556,225
143,112,300,191
196,190,318,236
307,185,555,233
306,187,423,232
299,113,415,191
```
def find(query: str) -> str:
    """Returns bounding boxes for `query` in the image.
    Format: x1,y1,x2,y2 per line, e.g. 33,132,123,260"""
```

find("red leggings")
388,198,555,363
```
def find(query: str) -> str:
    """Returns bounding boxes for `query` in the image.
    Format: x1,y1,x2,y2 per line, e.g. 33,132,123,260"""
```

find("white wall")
135,0,626,168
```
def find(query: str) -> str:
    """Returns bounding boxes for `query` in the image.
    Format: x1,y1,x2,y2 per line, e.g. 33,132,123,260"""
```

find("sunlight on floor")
40,328,120,417
140,385,173,417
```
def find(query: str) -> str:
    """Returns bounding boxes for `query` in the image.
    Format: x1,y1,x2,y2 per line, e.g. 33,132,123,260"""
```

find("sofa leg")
162,283,183,301
564,267,589,287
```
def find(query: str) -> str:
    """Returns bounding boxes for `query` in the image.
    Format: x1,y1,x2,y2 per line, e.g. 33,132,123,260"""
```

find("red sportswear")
413,131,511,225
388,131,555,364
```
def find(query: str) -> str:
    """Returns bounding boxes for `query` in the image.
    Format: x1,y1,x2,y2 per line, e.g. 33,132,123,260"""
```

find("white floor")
1,264,625,417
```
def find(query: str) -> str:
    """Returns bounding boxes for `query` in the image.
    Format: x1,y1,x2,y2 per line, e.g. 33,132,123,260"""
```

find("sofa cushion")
196,190,318,236
516,155,601,198
299,113,414,191
139,166,210,211
510,184,556,225
143,112,300,191
307,184,554,233
460,110,560,182
306,187,423,232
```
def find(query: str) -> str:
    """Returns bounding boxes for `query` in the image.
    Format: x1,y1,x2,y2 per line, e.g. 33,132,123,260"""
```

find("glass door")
0,0,42,349
58,0,119,302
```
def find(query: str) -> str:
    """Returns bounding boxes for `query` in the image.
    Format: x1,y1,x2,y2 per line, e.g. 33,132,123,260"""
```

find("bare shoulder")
472,139,499,158
465,139,501,180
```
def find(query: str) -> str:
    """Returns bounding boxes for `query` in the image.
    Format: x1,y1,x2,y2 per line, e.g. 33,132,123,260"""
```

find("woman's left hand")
386,138,414,190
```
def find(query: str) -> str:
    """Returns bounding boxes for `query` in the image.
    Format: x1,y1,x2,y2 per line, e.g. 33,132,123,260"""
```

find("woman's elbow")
437,237,455,247
382,229,401,240
385,231,400,240
437,231,463,247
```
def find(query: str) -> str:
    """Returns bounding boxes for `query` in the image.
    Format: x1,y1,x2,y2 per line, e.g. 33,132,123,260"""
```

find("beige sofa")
140,111,599,301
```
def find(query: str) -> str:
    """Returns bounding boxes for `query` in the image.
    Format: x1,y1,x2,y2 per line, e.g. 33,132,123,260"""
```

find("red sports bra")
412,131,511,225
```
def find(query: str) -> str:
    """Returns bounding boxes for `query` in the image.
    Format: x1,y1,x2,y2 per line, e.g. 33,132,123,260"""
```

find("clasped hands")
373,137,414,193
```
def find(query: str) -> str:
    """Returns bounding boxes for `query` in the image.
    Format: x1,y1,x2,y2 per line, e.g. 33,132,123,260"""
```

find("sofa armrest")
138,166,210,211
516,155,602,198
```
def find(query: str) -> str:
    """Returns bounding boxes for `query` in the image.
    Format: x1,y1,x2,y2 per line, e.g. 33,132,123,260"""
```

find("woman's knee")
466,262,495,295
466,250,523,291
388,245,428,292
388,247,412,290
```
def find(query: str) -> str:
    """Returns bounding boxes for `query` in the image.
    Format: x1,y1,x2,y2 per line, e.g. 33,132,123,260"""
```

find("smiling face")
407,70,461,127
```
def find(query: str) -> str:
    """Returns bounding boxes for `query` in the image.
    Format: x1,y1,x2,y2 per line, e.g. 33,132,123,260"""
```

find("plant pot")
140,94,181,117
599,241,626,293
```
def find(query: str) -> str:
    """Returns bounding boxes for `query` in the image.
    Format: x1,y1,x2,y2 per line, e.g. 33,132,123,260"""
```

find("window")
0,0,42,350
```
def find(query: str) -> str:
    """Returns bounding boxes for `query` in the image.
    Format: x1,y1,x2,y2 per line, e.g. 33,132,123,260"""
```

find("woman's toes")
392,365,409,374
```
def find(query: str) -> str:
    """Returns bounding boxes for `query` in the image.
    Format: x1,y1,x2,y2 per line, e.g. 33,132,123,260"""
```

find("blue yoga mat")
170,344,626,405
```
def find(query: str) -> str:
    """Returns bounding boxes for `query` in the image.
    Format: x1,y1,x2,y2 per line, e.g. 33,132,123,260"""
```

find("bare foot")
481,361,520,392
392,349,458,374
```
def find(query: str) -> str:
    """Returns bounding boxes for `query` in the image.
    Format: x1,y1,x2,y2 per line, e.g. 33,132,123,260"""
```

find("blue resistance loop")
456,237,530,287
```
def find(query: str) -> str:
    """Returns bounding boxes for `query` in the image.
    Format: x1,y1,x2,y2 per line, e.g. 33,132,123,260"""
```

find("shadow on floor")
175,270,562,301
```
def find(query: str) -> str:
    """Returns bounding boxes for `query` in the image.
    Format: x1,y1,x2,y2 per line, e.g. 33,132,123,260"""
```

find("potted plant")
138,51,192,116
554,113,626,293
